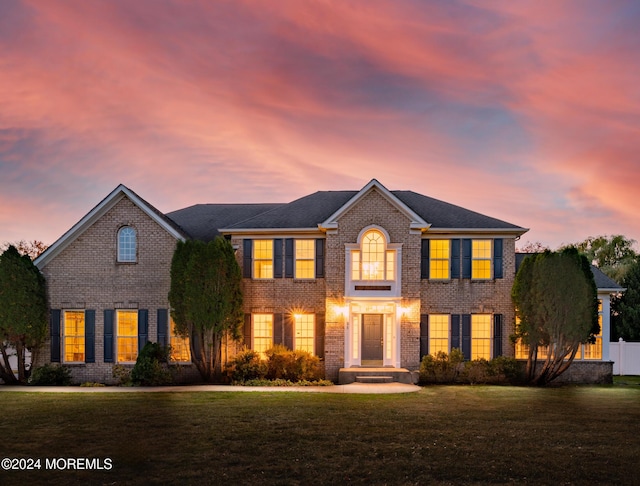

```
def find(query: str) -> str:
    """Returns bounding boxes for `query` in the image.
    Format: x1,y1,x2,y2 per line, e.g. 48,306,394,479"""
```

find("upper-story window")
117,226,137,262
253,240,273,279
352,229,395,281
430,240,450,279
472,240,491,279
295,240,314,279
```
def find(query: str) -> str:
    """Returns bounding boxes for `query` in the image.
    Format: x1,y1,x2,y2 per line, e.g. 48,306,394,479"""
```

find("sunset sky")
2,1,640,250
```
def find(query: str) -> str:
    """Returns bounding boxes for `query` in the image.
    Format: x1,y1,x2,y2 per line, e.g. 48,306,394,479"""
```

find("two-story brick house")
33,179,616,384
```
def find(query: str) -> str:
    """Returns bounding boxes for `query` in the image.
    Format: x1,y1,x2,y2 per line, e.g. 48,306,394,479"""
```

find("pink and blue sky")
2,1,640,250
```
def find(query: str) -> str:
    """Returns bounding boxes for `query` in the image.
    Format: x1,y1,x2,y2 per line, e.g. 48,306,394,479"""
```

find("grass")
0,385,639,485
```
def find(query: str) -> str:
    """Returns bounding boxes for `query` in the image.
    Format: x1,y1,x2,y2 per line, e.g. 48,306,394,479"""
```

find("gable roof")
206,179,525,235
319,179,430,232
35,184,187,269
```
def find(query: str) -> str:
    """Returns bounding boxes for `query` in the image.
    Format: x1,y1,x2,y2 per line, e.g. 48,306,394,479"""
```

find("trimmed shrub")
419,349,464,384
131,342,173,386
420,351,525,385
225,348,267,383
264,345,323,382
112,364,132,386
227,345,324,384
29,364,72,386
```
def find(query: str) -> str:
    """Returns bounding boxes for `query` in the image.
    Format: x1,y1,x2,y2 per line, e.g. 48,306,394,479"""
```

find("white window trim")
63,309,85,364
117,226,137,263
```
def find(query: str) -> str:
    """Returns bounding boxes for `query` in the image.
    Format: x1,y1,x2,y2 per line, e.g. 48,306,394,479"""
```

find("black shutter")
462,314,471,360
138,309,148,352
243,239,252,278
284,315,294,350
494,239,503,279
285,238,294,278
315,313,325,358
104,309,114,363
420,314,429,358
462,239,472,279
157,309,168,348
85,310,95,363
274,239,283,278
50,309,61,363
273,313,283,346
493,314,503,357
244,314,252,347
315,239,325,278
421,240,429,279
451,314,460,352
451,239,461,279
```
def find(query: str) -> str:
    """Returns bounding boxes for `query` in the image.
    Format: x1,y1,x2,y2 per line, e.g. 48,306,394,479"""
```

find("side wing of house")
35,185,194,384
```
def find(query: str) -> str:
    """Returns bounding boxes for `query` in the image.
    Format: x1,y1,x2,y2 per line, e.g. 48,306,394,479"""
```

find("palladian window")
352,229,395,281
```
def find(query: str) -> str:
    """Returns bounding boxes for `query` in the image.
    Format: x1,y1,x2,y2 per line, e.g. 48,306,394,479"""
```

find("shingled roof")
166,183,524,238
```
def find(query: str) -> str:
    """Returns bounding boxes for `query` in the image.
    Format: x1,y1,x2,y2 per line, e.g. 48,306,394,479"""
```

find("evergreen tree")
512,248,599,385
0,246,48,384
169,238,243,382
612,257,640,341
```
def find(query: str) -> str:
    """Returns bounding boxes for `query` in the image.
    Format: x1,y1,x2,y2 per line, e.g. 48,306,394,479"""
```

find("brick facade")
36,180,533,384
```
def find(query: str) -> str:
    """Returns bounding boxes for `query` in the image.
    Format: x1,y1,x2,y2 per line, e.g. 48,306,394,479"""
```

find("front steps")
338,367,418,385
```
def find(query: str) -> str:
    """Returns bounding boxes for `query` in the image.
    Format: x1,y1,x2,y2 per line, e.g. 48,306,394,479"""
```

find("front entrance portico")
344,301,401,368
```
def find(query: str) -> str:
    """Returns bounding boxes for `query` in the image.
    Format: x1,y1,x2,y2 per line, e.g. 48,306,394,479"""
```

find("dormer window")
351,229,395,281
117,226,137,262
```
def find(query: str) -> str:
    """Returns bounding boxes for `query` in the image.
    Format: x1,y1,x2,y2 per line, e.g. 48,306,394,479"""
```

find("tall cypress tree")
0,246,48,384
512,248,599,385
169,237,243,382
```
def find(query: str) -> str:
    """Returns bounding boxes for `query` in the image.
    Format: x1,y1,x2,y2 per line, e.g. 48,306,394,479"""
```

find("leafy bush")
225,348,267,383
112,364,132,386
420,351,523,385
264,345,323,382
226,345,324,384
131,342,173,386
419,349,464,384
80,382,105,387
29,364,72,386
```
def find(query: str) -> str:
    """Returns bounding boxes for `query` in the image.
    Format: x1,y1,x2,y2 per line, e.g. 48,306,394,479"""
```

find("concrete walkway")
0,382,421,394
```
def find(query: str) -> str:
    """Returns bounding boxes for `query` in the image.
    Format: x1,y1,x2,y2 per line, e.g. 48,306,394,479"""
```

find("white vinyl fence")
610,339,640,375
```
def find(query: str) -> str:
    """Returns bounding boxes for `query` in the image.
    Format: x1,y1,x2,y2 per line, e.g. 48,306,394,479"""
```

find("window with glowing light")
253,240,273,279
472,240,492,279
117,310,138,363
352,229,395,281
583,300,603,359
63,310,85,362
117,226,137,262
295,240,315,279
294,314,315,354
430,240,450,279
170,317,191,362
253,314,273,356
429,314,449,355
471,314,491,360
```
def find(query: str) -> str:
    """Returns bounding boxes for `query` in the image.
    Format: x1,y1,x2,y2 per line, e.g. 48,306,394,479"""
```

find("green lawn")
1,385,639,485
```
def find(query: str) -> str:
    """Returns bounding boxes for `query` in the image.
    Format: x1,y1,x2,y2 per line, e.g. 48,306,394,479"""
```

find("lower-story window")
429,314,449,355
294,314,315,354
117,310,138,363
170,317,191,362
471,314,492,360
253,314,273,356
64,310,85,363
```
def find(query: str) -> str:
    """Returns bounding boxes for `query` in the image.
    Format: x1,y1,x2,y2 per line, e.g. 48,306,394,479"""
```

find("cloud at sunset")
1,0,639,250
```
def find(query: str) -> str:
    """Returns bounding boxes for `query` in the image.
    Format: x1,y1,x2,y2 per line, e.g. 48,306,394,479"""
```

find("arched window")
117,226,137,262
352,229,395,281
